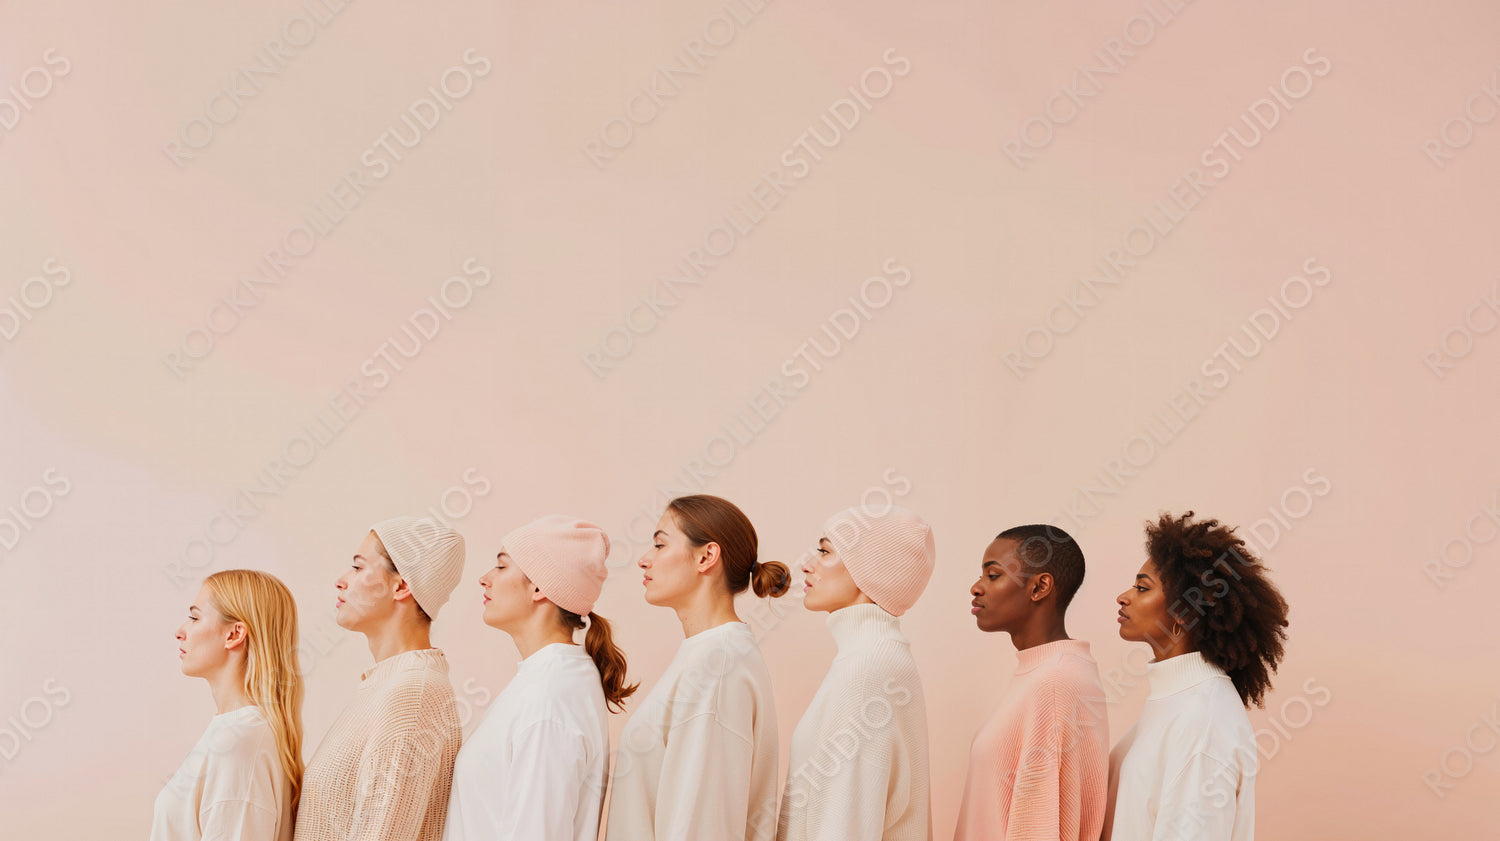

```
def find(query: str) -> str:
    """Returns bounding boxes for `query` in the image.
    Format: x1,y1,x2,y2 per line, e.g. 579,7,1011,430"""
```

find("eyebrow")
818,538,831,547
188,604,200,612
982,560,1001,570
652,530,666,540
1135,573,1152,582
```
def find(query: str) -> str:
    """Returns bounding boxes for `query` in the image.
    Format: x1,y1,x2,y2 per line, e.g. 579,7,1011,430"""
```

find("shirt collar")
826,602,906,653
1145,650,1230,699
361,647,448,682
1014,638,1093,675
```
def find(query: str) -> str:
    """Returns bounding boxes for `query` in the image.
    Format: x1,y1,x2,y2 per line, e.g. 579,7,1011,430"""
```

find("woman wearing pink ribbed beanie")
606,495,792,841
443,514,636,841
777,504,936,841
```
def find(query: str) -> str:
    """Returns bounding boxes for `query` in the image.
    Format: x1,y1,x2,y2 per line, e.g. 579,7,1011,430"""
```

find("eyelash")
816,547,828,556
653,543,664,550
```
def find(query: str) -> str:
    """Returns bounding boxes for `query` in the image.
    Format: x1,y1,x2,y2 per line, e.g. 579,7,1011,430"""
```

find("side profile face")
175,585,243,677
479,551,542,629
801,537,865,613
335,531,404,632
970,538,1035,633
1116,558,1176,644
639,511,712,608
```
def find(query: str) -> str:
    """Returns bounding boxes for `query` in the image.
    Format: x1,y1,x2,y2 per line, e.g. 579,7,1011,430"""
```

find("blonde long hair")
204,570,305,811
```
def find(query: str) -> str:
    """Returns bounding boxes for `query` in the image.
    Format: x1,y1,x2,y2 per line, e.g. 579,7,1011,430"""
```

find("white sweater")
777,603,932,841
605,620,780,841
151,705,294,841
1103,651,1257,841
441,643,610,841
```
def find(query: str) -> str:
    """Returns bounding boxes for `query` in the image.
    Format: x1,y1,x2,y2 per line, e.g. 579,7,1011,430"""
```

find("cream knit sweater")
777,603,933,841
605,620,780,841
1103,651,1257,841
294,648,462,841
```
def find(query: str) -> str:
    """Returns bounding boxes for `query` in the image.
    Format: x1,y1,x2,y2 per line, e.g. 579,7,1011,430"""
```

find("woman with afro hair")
1102,511,1289,841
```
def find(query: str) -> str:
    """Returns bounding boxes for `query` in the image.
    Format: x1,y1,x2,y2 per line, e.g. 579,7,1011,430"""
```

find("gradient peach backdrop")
2,1,1496,838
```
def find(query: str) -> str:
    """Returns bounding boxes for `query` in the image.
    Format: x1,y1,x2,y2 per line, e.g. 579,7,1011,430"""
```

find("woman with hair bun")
1103,511,1291,841
442,515,635,841
154,569,303,841
605,494,791,841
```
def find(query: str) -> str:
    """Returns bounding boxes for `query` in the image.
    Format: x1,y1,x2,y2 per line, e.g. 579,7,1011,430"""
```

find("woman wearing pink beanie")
777,504,936,841
606,495,791,841
442,515,636,841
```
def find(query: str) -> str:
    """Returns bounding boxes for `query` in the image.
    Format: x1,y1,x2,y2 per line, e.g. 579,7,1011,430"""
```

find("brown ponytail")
667,495,790,598
562,608,639,713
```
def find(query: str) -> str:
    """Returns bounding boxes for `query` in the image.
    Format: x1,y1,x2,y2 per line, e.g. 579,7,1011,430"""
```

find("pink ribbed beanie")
499,515,610,616
370,516,466,620
822,505,935,617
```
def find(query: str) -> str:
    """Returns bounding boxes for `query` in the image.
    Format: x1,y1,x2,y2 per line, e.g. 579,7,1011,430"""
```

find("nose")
971,581,982,597
637,553,649,569
801,555,815,576
175,625,186,641
1117,590,1129,606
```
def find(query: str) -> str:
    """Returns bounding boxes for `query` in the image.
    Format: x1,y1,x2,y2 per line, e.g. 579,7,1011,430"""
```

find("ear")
224,622,248,652
697,541,722,573
1029,572,1056,603
392,575,416,604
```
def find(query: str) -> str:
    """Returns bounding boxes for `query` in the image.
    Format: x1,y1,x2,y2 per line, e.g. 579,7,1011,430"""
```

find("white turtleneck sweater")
1103,651,1257,841
605,620,780,841
441,642,609,841
777,603,932,841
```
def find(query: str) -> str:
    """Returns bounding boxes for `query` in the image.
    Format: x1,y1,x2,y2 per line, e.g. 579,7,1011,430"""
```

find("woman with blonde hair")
153,569,304,841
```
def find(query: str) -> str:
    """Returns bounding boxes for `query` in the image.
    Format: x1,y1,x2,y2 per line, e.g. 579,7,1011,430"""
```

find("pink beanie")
370,516,466,620
499,515,610,616
822,505,935,617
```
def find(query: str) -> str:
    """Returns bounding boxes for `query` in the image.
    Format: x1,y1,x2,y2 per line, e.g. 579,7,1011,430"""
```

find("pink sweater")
953,639,1110,841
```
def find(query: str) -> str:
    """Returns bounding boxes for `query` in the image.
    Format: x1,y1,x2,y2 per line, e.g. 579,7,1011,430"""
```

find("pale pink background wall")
2,1,1497,838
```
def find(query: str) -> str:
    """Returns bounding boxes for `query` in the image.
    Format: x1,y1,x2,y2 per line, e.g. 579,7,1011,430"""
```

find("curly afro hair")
1146,510,1290,708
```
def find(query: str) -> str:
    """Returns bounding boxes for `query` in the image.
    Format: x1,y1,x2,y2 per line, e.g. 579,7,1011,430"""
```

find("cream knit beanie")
499,514,610,616
822,505,935,617
370,516,466,620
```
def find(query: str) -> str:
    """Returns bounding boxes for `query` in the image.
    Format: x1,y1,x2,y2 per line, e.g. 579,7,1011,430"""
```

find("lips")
1117,610,1128,623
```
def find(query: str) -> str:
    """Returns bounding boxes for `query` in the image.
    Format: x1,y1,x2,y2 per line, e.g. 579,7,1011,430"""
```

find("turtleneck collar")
827,602,906,654
1145,650,1230,700
1014,638,1092,675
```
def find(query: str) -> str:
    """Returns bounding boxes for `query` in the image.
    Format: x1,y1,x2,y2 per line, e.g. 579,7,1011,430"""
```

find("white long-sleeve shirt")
1103,651,1258,841
151,705,294,841
295,648,462,841
777,603,932,841
441,642,609,841
605,620,779,841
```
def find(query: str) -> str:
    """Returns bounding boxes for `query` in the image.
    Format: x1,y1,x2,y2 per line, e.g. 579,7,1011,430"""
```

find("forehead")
654,511,680,533
982,537,1020,564
191,583,214,611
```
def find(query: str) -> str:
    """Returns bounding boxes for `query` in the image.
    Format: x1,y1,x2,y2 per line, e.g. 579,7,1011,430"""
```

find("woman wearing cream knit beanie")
778,504,936,841
442,514,635,841
296,516,466,841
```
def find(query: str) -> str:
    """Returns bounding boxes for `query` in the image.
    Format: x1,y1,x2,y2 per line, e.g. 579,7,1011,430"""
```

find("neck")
364,613,433,662
205,660,251,715
1147,635,1196,662
1008,611,1071,652
674,587,740,638
507,610,576,660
